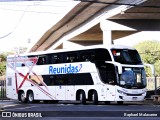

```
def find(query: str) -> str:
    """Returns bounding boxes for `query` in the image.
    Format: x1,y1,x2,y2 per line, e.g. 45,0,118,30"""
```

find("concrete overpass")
29,0,160,52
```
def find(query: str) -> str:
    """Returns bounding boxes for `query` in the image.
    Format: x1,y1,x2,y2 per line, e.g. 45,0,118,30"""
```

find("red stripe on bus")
15,73,18,93
7,62,56,100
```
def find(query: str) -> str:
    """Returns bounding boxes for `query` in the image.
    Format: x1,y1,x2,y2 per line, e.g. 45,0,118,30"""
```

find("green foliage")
0,62,6,76
134,40,160,76
0,49,26,77
0,53,8,76
0,54,6,62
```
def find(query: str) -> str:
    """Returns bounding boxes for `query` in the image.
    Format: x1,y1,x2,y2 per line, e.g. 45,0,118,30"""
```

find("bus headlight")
117,89,127,95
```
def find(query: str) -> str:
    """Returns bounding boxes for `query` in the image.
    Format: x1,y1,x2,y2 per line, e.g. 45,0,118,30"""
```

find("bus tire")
92,91,98,105
117,101,123,105
79,91,86,105
19,91,27,103
27,91,34,103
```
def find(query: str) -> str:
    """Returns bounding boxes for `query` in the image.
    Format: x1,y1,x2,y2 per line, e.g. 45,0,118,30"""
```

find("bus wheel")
92,91,98,105
27,91,34,103
19,91,27,103
117,101,123,105
79,91,86,105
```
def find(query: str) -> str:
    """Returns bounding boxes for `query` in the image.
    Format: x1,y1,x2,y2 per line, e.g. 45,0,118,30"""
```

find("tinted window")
96,62,117,85
28,55,50,65
69,73,93,85
95,49,111,61
49,54,63,64
37,56,46,65
42,73,93,86
80,49,111,62
65,52,79,63
80,51,95,61
111,49,142,64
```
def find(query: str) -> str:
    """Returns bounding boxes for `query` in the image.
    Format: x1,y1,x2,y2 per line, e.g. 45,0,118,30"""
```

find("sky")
0,0,79,52
114,31,160,46
0,0,160,53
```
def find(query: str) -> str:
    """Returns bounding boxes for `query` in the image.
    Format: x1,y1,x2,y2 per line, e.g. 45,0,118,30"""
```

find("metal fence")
0,80,7,99
146,77,160,90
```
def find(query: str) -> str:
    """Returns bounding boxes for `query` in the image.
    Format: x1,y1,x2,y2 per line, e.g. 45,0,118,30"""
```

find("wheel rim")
92,94,94,101
80,93,82,101
29,93,33,102
21,93,25,102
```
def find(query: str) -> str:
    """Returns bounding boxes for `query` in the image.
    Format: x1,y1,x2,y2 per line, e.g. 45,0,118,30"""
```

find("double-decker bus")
6,45,146,104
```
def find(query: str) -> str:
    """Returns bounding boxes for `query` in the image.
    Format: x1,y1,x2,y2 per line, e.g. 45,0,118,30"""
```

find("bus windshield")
111,49,142,65
119,68,146,89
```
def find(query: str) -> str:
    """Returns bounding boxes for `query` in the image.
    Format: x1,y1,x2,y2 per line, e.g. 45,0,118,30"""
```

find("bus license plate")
132,97,137,100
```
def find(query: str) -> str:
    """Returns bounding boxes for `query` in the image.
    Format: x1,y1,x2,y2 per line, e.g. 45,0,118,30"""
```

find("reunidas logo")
49,64,82,74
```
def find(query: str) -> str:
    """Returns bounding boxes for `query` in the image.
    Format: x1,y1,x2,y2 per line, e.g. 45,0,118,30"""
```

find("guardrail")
147,77,160,90
0,80,7,99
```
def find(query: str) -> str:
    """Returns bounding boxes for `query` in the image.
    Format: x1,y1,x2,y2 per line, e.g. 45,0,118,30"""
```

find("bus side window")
80,51,95,61
54,75,67,85
106,64,117,85
37,56,46,65
21,63,25,67
50,54,63,64
66,53,78,63
95,49,112,61
97,63,116,85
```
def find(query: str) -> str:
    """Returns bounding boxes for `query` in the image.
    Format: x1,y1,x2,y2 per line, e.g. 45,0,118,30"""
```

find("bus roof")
7,45,136,57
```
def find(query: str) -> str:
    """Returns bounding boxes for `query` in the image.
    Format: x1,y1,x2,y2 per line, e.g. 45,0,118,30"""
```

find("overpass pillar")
102,30,113,45
100,20,113,45
100,20,136,46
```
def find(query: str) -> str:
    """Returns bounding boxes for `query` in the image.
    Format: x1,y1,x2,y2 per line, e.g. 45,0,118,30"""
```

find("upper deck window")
80,49,112,62
7,56,37,67
66,53,79,63
37,56,46,65
95,49,112,61
111,49,142,65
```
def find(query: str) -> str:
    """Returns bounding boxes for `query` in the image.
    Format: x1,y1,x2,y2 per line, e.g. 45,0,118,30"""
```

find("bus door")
106,85,116,101
97,62,116,101
106,64,117,101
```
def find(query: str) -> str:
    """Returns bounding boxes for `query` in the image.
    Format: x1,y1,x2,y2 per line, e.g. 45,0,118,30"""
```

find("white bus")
6,45,146,105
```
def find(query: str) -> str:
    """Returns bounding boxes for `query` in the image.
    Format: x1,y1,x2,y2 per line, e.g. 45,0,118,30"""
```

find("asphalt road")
0,100,160,120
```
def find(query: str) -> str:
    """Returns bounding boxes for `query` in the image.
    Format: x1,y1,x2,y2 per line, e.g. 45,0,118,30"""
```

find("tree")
0,53,7,76
0,52,13,77
134,40,160,76
0,61,6,76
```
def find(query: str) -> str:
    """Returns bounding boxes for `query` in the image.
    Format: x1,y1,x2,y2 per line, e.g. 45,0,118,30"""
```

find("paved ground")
0,100,160,120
